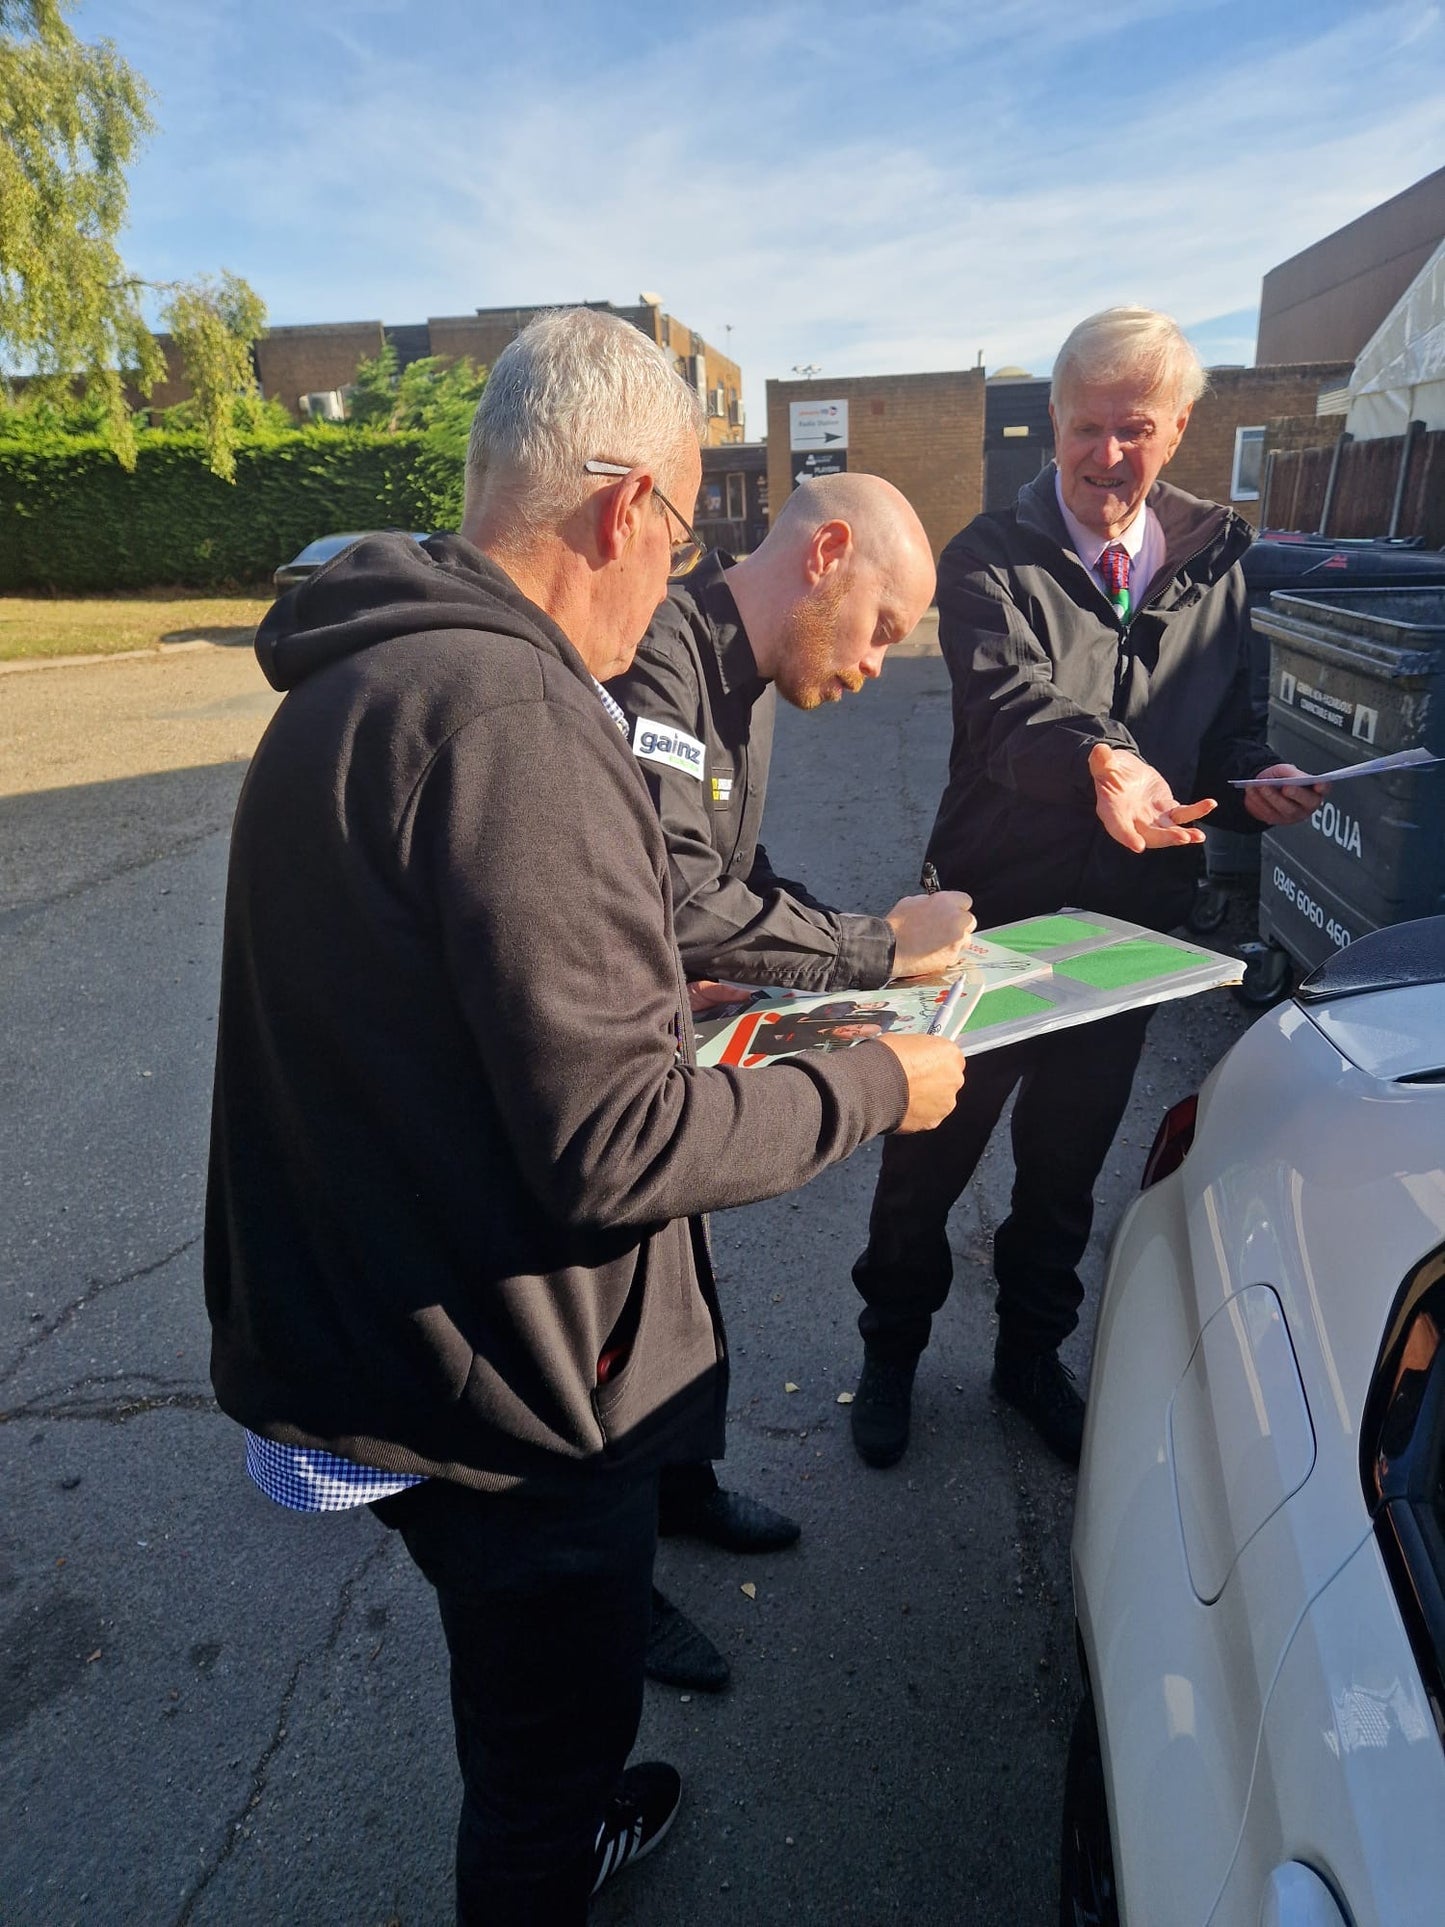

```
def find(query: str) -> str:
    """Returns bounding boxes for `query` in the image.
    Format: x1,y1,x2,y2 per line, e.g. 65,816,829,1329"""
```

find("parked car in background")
273,531,429,594
1063,916,1445,1926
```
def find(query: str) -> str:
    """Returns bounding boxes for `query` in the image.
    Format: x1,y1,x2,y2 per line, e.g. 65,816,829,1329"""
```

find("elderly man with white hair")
205,307,966,1924
848,305,1324,1471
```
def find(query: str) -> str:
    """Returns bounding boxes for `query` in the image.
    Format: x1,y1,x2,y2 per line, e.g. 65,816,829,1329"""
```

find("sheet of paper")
1230,746,1445,788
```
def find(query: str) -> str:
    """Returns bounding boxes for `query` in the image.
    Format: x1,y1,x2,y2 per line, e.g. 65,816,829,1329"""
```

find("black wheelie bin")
1236,587,1445,1003
1188,537,1445,935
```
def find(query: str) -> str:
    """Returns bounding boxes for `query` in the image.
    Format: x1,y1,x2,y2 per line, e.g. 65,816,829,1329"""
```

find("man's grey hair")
1051,307,1209,415
464,307,705,532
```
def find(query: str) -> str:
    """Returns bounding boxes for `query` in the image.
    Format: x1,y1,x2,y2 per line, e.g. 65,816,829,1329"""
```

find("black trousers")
853,1006,1154,1360
657,1458,719,1515
374,1470,659,1927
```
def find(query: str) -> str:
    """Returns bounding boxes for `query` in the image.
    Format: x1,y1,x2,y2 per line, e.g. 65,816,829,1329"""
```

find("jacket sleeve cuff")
848,1037,910,1131
833,913,896,990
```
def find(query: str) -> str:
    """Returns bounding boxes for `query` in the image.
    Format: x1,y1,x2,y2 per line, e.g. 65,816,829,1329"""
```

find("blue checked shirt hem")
244,1429,425,1513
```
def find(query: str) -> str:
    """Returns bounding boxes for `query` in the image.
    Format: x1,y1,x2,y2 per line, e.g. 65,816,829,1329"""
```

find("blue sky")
77,0,1445,427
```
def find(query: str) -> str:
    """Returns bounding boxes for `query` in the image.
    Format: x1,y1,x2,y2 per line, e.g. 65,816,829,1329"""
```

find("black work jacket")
925,469,1276,933
608,553,895,991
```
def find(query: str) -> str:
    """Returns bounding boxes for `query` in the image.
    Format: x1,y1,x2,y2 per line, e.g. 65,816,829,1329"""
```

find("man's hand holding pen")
886,865,976,978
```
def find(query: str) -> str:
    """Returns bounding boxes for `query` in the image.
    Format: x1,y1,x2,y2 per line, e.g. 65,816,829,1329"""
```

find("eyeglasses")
583,459,705,578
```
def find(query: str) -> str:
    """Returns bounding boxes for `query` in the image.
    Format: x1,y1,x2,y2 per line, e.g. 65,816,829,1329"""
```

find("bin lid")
1244,541,1445,595
1262,587,1445,650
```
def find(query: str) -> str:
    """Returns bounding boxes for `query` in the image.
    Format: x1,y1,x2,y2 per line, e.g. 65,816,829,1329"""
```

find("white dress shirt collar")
1052,467,1165,612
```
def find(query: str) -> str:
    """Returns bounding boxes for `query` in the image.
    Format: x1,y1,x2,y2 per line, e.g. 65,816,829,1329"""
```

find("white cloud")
96,0,1445,423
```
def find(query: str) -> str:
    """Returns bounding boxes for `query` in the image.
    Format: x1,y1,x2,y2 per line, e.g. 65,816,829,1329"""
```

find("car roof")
288,532,429,566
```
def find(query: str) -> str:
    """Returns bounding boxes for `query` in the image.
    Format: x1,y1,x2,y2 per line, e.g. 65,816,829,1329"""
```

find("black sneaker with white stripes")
590,1760,682,1896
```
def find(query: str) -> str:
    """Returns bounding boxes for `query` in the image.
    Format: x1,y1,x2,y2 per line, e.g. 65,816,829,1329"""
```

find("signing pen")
919,859,987,959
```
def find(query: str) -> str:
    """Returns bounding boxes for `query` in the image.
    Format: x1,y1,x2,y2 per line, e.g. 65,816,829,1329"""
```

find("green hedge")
0,427,465,592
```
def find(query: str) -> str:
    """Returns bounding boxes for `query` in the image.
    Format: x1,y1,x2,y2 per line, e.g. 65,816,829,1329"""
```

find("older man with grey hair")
848,305,1324,1472
204,307,965,1924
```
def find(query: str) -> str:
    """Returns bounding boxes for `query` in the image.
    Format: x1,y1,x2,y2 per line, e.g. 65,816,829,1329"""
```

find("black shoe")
591,1760,682,1895
644,1587,730,1692
850,1351,918,1468
991,1344,1085,1466
658,1484,801,1553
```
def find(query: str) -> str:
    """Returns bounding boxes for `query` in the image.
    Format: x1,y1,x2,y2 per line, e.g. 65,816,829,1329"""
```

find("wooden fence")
1261,425,1445,546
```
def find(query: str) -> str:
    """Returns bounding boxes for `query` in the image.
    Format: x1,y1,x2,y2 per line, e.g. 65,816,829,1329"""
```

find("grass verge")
0,591,274,662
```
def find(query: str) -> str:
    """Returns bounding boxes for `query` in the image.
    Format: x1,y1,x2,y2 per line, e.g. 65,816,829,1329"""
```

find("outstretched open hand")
1088,743,1215,853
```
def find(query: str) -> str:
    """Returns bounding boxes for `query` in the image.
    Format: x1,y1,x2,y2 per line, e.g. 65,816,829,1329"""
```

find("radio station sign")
789,399,849,451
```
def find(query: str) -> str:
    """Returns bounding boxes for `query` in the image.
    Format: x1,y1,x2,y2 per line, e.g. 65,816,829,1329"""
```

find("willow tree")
0,0,266,477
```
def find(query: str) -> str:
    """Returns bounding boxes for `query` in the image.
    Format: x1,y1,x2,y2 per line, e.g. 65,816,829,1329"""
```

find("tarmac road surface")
0,629,1254,1925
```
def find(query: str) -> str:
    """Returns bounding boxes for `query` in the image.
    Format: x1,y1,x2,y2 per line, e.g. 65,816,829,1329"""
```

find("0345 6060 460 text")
1272,863,1353,949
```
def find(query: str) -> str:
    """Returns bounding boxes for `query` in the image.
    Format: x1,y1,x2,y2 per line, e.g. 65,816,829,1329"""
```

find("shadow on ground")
0,762,250,918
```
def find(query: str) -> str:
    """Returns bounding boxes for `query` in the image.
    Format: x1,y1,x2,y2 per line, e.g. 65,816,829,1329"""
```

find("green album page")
960,986,1056,1031
1053,938,1211,990
986,915,1113,953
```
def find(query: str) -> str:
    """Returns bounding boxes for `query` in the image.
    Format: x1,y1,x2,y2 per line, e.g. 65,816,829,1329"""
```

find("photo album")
692,911,1244,1067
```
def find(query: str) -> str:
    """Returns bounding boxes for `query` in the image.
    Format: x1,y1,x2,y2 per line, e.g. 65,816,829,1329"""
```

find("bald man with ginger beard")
609,472,977,1692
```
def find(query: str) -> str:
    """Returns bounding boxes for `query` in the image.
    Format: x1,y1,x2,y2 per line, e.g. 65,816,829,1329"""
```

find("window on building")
725,473,746,520
1232,426,1266,501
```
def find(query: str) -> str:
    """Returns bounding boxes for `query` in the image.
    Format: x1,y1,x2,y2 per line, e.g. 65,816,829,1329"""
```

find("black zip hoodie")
205,533,907,1492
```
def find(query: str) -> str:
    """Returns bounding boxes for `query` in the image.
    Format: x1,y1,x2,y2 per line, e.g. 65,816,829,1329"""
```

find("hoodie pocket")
591,1244,651,1443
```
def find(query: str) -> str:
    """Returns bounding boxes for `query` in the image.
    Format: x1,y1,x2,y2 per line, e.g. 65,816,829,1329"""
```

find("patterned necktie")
1100,542,1131,621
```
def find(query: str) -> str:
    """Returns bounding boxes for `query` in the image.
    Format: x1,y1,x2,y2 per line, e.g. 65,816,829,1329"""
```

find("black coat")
205,534,906,1492
925,469,1276,933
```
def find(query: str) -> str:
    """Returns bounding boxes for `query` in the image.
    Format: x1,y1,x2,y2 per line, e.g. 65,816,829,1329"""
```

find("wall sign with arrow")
794,449,848,485
789,399,849,450
789,400,849,489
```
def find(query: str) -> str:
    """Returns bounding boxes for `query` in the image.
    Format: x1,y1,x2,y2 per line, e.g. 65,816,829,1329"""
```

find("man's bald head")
770,473,934,604
727,473,935,710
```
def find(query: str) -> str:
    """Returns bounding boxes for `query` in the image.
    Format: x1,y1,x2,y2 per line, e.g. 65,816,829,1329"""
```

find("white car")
1063,916,1445,1927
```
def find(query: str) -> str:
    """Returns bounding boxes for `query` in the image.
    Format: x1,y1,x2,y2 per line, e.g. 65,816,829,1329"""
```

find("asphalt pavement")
0,633,1257,1925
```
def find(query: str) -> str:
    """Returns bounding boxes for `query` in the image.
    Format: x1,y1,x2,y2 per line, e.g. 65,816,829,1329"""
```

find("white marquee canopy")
1346,236,1445,439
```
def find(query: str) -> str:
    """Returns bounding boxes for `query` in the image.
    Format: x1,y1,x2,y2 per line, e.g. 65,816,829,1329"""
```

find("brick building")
764,369,986,563
1167,363,1353,526
147,298,745,447
1256,166,1445,365
760,359,1345,556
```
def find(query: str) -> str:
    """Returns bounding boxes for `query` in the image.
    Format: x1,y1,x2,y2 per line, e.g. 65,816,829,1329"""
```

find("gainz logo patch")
633,717,706,780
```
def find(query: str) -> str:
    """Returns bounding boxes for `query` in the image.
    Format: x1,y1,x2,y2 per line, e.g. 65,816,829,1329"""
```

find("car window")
1365,1243,1445,1748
